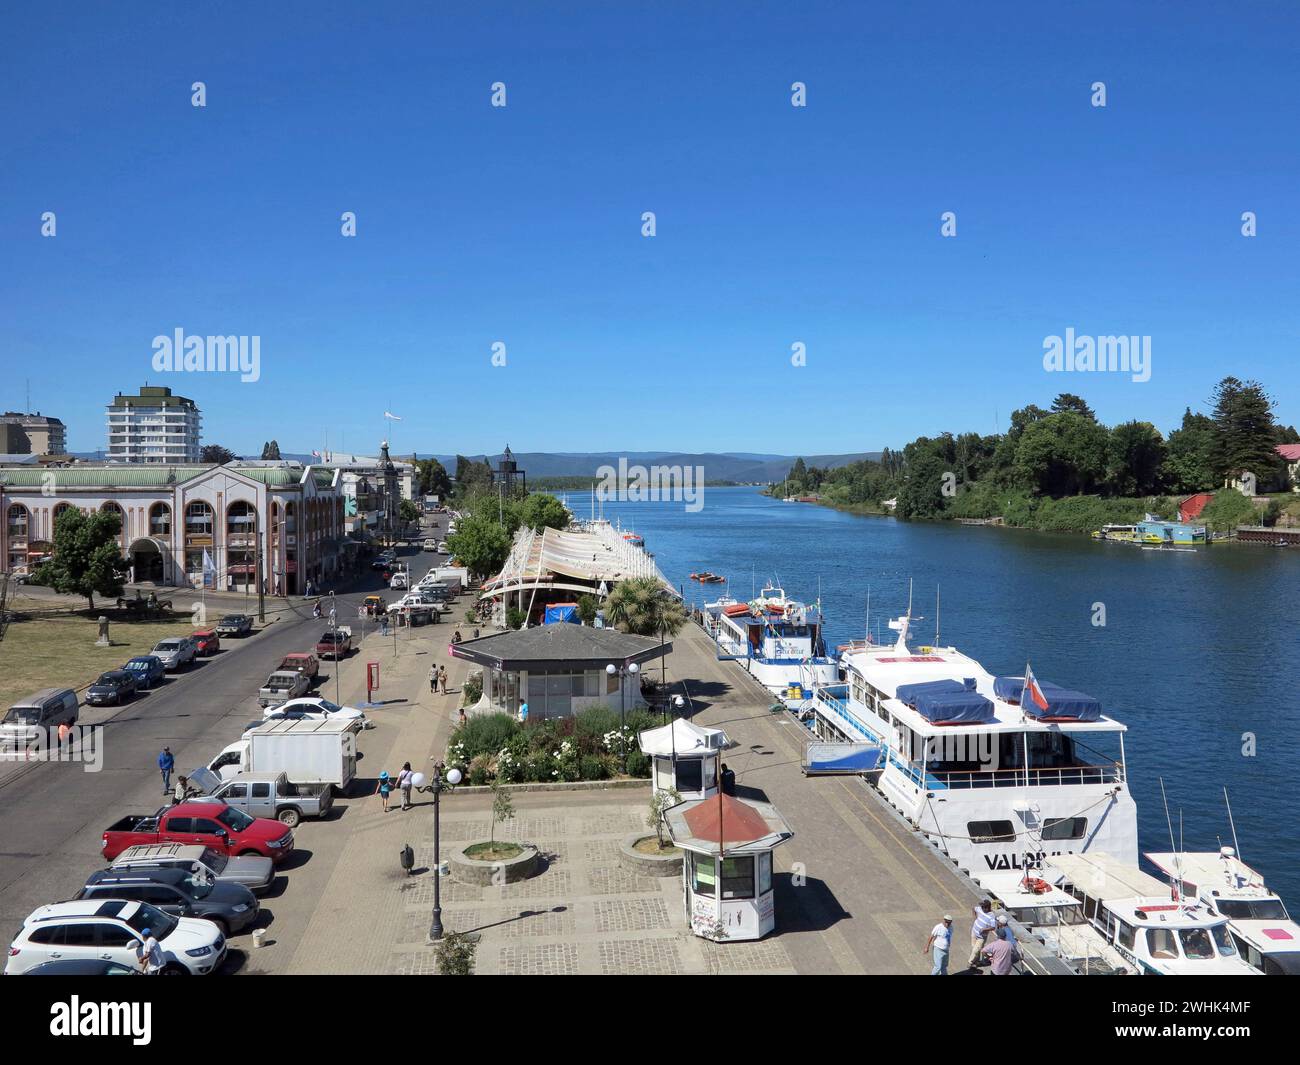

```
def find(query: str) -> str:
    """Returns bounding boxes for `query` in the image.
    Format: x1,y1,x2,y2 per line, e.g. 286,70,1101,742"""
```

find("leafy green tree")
445,512,512,579
1050,393,1097,421
517,493,570,532
1199,490,1260,532
1013,412,1109,496
1162,409,1219,493
415,457,452,499
453,455,493,497
200,444,237,464
576,594,598,626
30,508,129,610
895,450,950,519
489,776,515,843
261,440,281,460
647,786,683,847
1105,421,1167,496
1210,377,1282,482
398,498,421,523
604,577,687,639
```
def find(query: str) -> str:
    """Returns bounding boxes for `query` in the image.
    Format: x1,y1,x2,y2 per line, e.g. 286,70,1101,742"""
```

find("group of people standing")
924,899,1020,975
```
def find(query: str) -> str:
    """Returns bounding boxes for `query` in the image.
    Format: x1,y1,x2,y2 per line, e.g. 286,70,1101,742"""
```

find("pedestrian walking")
968,899,998,968
57,721,72,748
158,747,174,794
924,914,953,975
397,762,414,811
430,664,438,694
380,613,389,636
458,707,468,727
135,927,164,975
375,770,392,812
439,665,449,694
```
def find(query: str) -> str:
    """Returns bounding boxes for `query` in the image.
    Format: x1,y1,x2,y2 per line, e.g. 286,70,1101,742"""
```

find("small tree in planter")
434,931,477,975
489,775,515,844
647,786,682,847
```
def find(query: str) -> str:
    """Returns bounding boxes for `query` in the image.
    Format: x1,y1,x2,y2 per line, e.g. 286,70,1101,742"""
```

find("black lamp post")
427,759,463,941
606,660,640,770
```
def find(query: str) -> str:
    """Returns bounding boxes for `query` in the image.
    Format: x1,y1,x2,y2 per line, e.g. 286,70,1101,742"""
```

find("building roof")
110,386,197,409
638,719,728,757
665,794,794,855
0,463,323,490
1277,444,1300,462
449,624,667,671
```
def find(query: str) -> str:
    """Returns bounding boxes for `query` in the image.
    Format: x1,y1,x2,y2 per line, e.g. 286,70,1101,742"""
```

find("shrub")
461,674,483,707
452,712,518,761
467,754,492,786
626,750,651,778
506,607,526,630
1201,490,1260,532
433,931,477,975
574,705,620,751
578,755,608,781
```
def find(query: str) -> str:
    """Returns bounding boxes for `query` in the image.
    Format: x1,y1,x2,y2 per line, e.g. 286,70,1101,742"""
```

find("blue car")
123,655,166,690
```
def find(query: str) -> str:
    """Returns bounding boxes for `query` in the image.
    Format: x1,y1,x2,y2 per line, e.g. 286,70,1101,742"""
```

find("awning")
638,719,728,757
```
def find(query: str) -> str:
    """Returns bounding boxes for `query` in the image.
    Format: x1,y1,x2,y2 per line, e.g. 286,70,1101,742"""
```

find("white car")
6,899,226,976
389,572,408,590
436,541,449,553
268,696,373,730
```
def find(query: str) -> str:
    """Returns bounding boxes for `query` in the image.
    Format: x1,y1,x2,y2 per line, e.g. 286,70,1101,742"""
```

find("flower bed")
445,705,660,786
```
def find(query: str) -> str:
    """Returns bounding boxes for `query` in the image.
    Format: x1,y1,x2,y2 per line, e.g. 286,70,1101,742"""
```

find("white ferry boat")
1147,847,1300,975
702,582,838,703
1045,852,1258,975
806,612,1138,876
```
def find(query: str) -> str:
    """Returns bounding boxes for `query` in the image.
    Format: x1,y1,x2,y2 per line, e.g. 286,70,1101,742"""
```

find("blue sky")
3,2,1298,457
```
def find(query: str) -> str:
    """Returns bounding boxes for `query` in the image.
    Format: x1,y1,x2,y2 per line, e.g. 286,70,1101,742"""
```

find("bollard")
252,928,266,949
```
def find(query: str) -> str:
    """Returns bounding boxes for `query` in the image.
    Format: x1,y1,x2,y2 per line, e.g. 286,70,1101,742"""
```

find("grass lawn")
463,841,524,862
0,595,201,709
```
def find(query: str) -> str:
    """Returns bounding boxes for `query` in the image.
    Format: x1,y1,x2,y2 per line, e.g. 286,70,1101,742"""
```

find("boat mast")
934,584,940,646
1224,786,1242,864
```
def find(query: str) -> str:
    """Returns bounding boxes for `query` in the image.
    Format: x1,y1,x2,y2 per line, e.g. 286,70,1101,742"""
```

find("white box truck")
206,718,357,795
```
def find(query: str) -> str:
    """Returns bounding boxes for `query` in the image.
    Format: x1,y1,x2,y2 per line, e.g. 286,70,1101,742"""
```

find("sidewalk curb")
449,777,651,796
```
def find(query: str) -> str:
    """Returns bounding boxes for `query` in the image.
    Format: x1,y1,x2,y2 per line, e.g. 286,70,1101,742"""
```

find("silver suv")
152,637,197,672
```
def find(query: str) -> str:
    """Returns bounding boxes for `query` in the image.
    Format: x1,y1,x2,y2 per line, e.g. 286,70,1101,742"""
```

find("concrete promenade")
260,619,983,975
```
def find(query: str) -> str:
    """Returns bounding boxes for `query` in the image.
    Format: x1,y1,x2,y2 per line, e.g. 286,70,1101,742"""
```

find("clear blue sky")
3,2,1298,457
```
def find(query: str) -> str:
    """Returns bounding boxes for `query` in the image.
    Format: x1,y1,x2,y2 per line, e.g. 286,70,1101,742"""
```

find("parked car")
215,614,253,637
362,595,386,617
123,655,166,690
152,636,197,672
271,696,371,730
422,539,438,551
436,540,449,553
258,670,311,708
314,627,352,660
100,800,294,864
188,768,333,828
389,572,409,590
2,689,79,745
110,842,274,896
191,630,221,656
5,900,226,976
85,671,139,707
21,959,142,976
77,867,259,936
277,652,319,681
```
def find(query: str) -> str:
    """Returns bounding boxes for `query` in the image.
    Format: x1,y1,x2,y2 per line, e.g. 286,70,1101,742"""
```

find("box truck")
206,718,357,795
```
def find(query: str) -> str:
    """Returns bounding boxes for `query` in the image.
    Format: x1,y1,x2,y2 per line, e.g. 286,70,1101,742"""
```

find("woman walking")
375,770,392,813
439,665,449,694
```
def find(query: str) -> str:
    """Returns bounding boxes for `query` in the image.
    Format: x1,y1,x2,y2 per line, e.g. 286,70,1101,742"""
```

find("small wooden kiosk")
637,719,729,800
665,792,793,941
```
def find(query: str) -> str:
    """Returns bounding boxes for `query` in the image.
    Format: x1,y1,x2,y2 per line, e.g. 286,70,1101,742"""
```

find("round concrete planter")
619,833,683,877
449,842,539,886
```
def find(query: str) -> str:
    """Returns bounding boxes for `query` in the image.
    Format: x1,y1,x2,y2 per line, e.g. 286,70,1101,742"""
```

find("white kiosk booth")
638,719,729,800
665,792,793,942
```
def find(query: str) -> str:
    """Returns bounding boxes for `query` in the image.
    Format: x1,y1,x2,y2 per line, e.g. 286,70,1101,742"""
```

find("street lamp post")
427,759,463,941
606,660,639,770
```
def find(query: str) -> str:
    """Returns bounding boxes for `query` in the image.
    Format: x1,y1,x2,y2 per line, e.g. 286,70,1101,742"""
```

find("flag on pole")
202,548,216,590
1023,664,1050,712
383,411,402,421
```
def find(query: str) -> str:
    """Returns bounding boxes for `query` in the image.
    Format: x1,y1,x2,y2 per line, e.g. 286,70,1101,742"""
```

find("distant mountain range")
67,450,880,484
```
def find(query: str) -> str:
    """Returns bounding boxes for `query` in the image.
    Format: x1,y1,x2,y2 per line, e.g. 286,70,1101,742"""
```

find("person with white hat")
924,914,953,975
995,913,1016,944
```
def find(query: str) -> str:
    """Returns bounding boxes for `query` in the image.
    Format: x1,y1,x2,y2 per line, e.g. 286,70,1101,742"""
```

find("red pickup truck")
101,800,294,864
314,627,352,660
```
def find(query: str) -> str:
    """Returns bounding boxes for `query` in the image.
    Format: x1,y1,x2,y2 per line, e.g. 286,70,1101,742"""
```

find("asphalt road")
0,516,451,942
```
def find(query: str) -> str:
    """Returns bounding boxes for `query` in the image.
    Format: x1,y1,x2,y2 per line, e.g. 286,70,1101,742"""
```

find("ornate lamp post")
606,660,640,769
428,759,463,941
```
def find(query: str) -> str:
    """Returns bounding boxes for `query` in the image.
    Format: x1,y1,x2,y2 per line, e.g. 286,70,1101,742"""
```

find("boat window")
1041,817,1088,841
966,820,1015,844
1147,928,1179,960
1217,898,1289,921
1027,732,1076,769
1083,895,1098,922
691,855,715,898
1210,925,1237,957
1179,927,1215,960
1116,920,1136,951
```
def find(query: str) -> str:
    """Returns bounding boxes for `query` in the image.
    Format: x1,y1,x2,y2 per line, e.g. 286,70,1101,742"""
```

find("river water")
582,485,1300,908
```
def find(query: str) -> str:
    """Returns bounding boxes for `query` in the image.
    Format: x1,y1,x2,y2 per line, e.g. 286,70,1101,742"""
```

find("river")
580,485,1300,909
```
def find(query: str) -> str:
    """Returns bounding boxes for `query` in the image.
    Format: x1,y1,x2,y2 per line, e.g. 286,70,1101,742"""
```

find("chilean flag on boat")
1023,665,1050,712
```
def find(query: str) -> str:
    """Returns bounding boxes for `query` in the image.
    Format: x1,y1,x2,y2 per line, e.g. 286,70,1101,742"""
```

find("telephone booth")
665,792,793,942
637,719,729,800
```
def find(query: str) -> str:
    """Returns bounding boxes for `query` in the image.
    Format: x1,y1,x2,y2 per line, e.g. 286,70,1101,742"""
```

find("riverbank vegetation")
443,459,573,578
770,378,1298,532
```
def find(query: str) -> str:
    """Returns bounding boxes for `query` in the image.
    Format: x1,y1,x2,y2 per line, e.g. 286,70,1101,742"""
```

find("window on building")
720,856,755,900
691,854,716,898
150,503,171,536
758,851,773,895
7,504,28,538
1041,817,1088,841
185,502,213,536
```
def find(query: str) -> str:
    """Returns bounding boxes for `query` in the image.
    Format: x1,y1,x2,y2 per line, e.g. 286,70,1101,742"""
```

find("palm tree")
604,578,687,693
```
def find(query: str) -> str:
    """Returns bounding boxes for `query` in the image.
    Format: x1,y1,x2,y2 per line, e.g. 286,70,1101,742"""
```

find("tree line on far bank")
771,377,1299,531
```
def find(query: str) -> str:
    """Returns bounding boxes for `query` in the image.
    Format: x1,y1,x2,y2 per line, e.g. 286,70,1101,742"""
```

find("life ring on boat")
1022,877,1051,895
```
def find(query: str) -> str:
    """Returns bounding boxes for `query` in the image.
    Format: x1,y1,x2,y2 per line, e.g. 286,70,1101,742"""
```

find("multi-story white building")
106,386,201,463
1,461,344,595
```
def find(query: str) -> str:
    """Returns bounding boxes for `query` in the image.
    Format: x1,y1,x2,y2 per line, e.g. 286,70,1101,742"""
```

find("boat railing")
896,761,1124,790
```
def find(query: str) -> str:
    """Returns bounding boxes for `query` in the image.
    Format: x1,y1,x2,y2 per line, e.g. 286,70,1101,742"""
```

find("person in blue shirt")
375,770,392,813
995,915,1016,943
157,747,174,794
518,701,529,724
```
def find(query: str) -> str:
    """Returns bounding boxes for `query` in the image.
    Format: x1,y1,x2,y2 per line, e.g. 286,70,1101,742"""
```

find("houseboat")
806,612,1138,876
1147,848,1300,975
702,582,838,703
